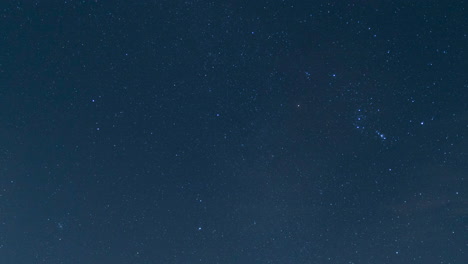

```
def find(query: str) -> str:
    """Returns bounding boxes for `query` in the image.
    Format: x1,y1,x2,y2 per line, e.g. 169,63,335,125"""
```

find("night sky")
1,1,467,263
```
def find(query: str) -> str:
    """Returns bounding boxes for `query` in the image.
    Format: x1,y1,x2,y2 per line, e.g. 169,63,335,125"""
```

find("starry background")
1,1,467,263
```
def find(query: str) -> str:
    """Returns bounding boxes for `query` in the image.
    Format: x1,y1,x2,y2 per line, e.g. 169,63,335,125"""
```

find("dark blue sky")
1,1,467,263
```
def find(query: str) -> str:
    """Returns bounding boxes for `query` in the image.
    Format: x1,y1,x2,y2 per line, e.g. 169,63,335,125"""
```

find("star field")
1,1,467,263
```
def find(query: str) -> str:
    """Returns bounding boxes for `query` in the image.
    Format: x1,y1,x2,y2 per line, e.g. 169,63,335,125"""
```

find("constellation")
341,82,392,143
